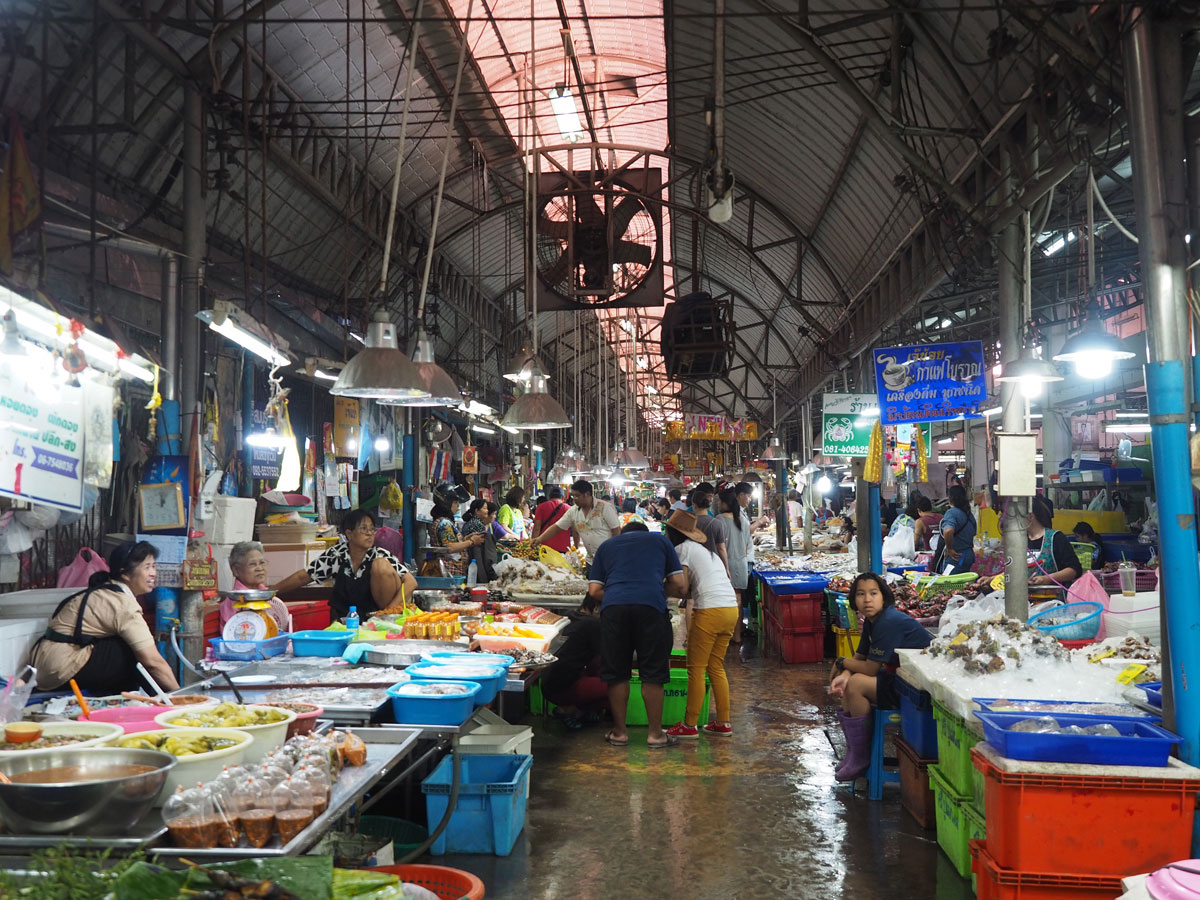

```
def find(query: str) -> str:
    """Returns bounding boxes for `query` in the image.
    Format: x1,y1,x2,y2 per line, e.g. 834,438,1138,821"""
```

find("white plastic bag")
882,523,916,561
15,504,60,531
937,591,1006,637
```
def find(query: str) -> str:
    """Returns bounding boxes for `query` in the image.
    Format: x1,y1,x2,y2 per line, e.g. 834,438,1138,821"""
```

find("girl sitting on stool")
829,572,932,782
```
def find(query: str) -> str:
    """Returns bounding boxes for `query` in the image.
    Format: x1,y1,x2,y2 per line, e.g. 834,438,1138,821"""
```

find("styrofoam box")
0,618,51,673
262,542,327,584
207,496,257,544
1107,592,1159,613
460,723,533,756
0,588,77,619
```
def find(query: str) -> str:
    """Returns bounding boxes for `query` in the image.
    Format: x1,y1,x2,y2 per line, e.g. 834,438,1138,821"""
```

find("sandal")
604,730,629,746
647,734,681,749
553,709,583,730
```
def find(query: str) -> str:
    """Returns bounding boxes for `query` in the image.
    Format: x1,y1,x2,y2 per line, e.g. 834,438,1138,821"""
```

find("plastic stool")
866,709,902,800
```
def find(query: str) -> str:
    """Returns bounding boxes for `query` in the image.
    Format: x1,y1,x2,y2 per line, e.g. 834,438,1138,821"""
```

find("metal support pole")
179,85,205,451
998,155,1029,620
177,85,207,675
853,459,870,572
403,409,416,567
160,254,179,402
1125,9,1199,758
1188,114,1200,427
868,483,882,574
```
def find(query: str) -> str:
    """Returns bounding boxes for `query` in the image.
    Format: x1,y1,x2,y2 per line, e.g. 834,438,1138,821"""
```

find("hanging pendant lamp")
501,357,573,430
503,345,538,382
760,435,785,460
381,328,460,407
331,311,429,401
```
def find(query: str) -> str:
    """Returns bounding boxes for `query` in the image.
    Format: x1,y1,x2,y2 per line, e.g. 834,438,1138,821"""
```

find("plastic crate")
896,677,938,759
973,697,1158,722
896,735,936,830
759,573,830,594
971,841,1128,900
772,594,824,631
358,816,429,856
963,802,986,892
929,763,972,879
286,600,331,632
763,609,823,663
290,629,354,657
1027,602,1103,641
421,753,532,856
387,680,480,726
531,669,709,727
972,742,1200,875
931,699,982,797
1139,681,1163,708
975,710,1180,766
831,625,860,659
209,633,291,661
1102,568,1159,594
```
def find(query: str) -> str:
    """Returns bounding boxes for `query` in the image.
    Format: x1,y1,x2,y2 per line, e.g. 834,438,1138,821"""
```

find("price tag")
1116,664,1149,685
950,633,969,645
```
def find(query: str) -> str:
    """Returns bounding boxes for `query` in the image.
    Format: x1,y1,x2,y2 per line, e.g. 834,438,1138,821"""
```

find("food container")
458,616,482,638
361,639,460,667
256,701,324,738
974,711,1180,766
422,650,515,668
0,747,175,834
0,721,124,758
210,633,292,661
387,680,481,726
115,726,254,803
290,629,355,657
77,705,166,733
405,660,507,705
155,705,295,764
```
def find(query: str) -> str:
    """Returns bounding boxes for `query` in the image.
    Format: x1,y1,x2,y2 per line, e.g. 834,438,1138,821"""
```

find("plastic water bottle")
345,607,359,630
466,559,478,587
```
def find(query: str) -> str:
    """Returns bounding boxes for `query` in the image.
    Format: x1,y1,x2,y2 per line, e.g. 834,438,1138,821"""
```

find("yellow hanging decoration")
864,421,884,483
145,366,162,442
915,424,928,483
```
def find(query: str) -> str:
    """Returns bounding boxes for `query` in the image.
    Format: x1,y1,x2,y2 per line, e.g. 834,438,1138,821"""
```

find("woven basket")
1101,568,1159,594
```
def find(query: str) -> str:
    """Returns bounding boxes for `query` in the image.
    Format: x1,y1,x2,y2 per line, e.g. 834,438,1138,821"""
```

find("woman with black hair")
663,510,738,740
461,499,500,581
1072,521,1105,569
273,509,418,620
1028,495,1083,586
829,572,932,781
496,486,526,539
424,491,485,577
718,487,752,643
29,541,181,693
936,485,977,575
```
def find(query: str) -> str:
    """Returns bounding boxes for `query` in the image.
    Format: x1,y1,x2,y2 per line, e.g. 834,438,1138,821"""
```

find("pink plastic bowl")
77,705,165,733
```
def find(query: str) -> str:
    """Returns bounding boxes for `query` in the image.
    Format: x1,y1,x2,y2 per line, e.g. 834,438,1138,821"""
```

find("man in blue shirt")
588,522,688,749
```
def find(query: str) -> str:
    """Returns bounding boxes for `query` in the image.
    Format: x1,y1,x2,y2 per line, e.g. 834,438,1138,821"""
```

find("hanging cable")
1089,168,1139,244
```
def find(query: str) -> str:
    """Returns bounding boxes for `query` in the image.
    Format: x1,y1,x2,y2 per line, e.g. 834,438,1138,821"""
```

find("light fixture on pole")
1052,315,1134,380
501,357,573,430
330,310,430,400
995,349,1063,398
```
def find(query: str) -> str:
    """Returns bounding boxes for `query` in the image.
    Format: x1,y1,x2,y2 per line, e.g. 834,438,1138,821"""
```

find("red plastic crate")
896,735,936,830
773,594,823,631
286,600,331,631
763,609,823,663
973,744,1199,875
970,841,1125,900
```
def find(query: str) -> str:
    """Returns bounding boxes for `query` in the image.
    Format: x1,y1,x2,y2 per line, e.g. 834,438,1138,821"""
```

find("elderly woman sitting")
219,541,290,632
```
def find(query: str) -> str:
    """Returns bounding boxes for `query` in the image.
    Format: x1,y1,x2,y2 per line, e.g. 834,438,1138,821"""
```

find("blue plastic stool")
866,709,902,800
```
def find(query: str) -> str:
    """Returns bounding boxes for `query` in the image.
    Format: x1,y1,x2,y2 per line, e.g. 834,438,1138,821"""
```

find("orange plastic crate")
970,841,1125,900
973,744,1198,875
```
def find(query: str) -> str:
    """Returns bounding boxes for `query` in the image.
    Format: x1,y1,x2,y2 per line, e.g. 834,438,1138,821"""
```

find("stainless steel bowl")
0,747,176,835
224,589,276,601
362,640,461,667
412,589,459,611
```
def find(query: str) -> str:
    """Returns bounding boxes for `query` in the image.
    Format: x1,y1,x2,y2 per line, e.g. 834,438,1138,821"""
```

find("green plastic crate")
930,763,973,880
931,699,982,797
963,801,986,892
530,668,710,726
970,755,985,817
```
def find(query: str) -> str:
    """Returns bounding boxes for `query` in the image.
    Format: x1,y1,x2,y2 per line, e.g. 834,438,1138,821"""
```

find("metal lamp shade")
331,315,430,400
501,360,572,430
760,436,785,460
382,330,461,407
503,345,538,382
995,352,1063,384
1052,327,1135,364
617,445,650,469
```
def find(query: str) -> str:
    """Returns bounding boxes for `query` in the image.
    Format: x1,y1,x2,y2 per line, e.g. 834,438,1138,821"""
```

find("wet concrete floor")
441,639,977,900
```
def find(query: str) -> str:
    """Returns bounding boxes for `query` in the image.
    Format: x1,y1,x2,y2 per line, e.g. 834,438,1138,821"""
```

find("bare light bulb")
374,436,390,453
1074,354,1113,380
816,475,832,493
1019,379,1044,398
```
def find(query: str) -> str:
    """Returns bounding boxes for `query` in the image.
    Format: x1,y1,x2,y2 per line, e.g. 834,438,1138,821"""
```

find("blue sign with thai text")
873,341,987,425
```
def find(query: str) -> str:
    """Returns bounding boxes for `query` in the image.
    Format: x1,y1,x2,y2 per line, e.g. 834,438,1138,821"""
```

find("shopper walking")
661,511,738,739
829,572,931,781
689,483,730,577
935,485,977,575
717,487,752,643
532,487,572,553
587,521,688,749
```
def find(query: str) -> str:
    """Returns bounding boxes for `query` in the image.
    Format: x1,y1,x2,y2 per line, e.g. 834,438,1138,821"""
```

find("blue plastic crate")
423,650,515,668
760,572,829,593
973,697,1158,721
290,629,355,657
209,633,291,661
1138,682,1163,709
387,680,479,725
974,711,1181,766
422,753,532,856
896,677,938,759
406,660,507,705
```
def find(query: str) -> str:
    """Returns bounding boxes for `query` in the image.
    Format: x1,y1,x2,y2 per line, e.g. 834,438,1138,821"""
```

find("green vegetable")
0,847,144,900
331,867,400,898
108,856,334,900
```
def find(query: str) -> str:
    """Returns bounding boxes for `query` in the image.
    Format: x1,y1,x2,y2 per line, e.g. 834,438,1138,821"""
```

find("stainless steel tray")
361,640,460,667
0,817,167,850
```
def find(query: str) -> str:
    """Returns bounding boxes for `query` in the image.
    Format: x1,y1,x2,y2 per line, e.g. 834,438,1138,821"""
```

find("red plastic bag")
56,547,108,588
1067,570,1110,640
373,526,403,559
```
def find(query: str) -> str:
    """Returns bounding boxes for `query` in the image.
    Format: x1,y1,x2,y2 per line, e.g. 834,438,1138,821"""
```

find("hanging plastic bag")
380,480,403,512
1065,570,1111,640
16,505,60,531
0,516,33,555
938,591,1006,637
57,547,108,588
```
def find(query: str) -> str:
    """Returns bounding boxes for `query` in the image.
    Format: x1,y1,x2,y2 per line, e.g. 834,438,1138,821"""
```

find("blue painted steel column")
1147,362,1200,764
868,483,882,574
241,351,255,497
402,432,416,566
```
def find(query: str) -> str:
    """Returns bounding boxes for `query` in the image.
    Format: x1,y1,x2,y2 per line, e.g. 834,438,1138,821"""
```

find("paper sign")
873,341,987,425
0,366,84,511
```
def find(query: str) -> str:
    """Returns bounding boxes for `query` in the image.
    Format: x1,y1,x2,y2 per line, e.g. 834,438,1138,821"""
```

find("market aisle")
441,643,976,900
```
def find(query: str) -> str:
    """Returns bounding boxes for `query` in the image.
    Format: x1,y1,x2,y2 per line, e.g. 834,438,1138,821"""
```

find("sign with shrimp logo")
872,341,987,425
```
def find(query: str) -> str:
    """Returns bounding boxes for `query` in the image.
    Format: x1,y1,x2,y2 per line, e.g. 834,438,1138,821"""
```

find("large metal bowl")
0,747,175,835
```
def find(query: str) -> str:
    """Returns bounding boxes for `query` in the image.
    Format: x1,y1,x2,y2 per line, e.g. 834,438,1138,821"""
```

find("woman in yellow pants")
661,510,739,738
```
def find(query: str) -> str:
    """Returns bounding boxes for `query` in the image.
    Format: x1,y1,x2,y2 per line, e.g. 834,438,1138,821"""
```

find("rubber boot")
834,711,873,782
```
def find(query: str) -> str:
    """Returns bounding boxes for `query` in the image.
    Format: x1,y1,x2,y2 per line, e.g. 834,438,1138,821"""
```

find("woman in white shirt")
662,510,738,740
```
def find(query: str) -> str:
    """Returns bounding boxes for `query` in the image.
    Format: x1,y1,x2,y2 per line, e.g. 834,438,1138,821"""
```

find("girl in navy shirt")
829,572,931,782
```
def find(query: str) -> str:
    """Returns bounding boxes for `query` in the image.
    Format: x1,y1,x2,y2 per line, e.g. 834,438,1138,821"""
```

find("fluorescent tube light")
1104,423,1152,433
548,85,584,142
471,423,496,435
1115,411,1148,418
198,304,291,367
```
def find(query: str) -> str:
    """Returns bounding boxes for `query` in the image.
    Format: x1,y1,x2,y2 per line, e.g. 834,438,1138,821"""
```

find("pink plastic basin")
1148,861,1200,900
77,705,165,733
